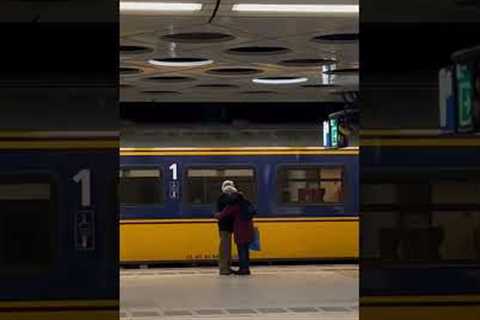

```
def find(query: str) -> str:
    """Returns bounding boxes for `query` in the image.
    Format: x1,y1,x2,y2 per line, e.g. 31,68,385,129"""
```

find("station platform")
121,265,358,319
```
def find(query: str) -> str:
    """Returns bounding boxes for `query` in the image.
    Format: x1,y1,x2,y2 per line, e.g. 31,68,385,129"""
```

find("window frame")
0,171,58,275
119,166,165,207
275,164,346,207
183,164,258,208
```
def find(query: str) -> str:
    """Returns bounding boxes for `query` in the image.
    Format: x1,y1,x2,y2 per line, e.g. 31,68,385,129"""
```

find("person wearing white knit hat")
215,180,237,275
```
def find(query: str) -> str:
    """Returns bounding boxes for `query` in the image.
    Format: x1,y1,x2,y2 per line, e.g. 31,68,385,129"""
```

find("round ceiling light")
162,32,235,43
312,33,358,44
252,77,308,84
206,67,263,75
148,57,214,67
226,46,290,56
279,58,336,67
120,67,142,75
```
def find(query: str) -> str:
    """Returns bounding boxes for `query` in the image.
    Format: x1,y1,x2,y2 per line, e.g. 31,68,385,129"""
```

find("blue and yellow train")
119,146,359,264
0,131,118,320
360,130,480,320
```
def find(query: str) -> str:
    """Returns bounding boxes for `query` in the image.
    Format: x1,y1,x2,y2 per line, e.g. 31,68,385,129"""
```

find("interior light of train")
120,1,203,12
232,4,359,13
148,59,214,67
252,77,308,84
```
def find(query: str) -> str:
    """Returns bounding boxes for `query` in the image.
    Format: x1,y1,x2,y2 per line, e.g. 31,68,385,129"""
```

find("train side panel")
120,151,358,263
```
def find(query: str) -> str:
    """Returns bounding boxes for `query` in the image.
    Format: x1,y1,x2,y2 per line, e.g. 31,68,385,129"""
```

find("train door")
0,146,117,308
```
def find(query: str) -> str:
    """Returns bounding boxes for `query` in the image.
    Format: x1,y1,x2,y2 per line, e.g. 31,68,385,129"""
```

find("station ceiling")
120,0,359,102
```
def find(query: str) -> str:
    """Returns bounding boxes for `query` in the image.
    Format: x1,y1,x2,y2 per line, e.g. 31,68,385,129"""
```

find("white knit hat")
221,180,236,193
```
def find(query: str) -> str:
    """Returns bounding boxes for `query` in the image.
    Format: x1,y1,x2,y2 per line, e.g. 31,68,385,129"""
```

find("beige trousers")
218,231,232,273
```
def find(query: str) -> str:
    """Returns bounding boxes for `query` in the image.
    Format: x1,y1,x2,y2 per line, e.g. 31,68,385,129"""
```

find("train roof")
120,146,358,156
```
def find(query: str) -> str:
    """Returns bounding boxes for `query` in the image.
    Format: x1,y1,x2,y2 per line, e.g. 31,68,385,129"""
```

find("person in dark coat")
215,191,254,275
215,180,236,275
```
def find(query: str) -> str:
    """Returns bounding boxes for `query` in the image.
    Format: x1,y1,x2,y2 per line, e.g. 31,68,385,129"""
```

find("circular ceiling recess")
323,68,359,75
144,76,195,83
162,32,235,43
149,57,213,67
206,67,263,76
301,84,338,88
226,46,290,56
195,84,239,88
241,90,277,95
278,58,336,67
141,90,181,95
120,67,142,75
312,33,358,44
120,45,153,55
253,76,308,84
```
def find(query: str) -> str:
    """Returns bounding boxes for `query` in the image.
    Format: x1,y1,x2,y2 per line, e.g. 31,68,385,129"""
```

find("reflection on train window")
431,180,480,261
186,168,255,205
119,169,163,205
0,177,56,273
278,167,343,204
362,180,480,262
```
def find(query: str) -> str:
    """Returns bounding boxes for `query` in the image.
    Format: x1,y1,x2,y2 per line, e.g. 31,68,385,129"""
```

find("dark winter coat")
216,193,235,232
216,194,254,245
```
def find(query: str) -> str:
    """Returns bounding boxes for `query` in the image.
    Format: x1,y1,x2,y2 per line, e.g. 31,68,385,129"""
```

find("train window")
186,168,256,205
362,179,480,262
119,168,163,205
0,176,56,274
278,167,343,204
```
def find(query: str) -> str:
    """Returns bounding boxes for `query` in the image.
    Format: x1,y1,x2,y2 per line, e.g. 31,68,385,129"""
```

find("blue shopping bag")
249,227,261,251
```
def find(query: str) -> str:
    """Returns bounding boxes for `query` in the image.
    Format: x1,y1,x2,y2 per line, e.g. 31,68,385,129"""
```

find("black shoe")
234,269,251,275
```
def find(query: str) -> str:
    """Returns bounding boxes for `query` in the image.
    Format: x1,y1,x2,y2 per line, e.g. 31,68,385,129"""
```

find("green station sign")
330,119,338,147
456,64,473,131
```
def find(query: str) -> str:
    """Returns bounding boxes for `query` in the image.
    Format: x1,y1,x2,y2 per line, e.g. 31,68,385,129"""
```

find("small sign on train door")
169,181,179,199
75,210,95,251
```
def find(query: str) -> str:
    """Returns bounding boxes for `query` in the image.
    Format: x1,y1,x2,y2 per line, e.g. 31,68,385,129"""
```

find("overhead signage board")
456,64,474,132
323,120,330,147
330,119,338,148
439,67,456,132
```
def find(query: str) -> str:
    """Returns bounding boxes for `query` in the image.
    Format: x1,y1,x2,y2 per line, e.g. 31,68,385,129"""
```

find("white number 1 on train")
73,169,91,207
169,163,178,180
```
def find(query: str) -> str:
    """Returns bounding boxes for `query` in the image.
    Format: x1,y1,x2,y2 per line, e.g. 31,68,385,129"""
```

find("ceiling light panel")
120,1,203,14
148,58,214,67
253,77,308,84
232,4,358,14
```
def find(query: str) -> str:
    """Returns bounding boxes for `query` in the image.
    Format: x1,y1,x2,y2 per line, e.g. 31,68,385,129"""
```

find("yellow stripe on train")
120,217,358,263
361,295,480,320
0,300,118,320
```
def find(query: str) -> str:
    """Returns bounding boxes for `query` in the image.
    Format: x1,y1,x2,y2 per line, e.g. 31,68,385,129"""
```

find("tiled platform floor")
121,265,358,319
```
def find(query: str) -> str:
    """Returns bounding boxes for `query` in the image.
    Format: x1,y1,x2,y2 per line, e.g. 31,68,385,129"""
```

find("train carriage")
0,131,118,320
119,146,359,264
360,131,480,320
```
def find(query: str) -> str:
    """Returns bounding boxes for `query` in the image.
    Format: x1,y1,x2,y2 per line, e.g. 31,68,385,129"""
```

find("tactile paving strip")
121,305,358,318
